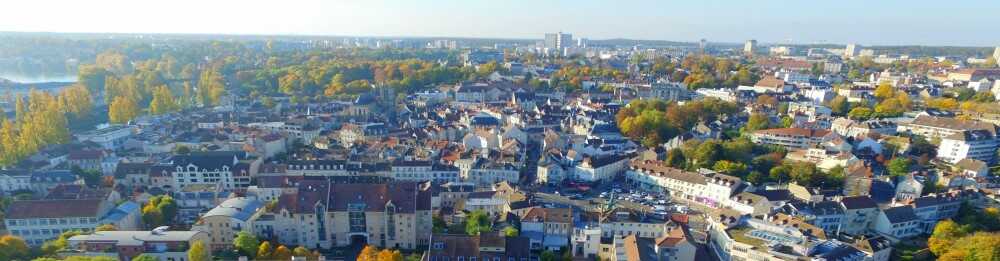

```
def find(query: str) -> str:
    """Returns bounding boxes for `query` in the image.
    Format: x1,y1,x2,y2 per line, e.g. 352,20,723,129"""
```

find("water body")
0,71,77,84
0,71,77,95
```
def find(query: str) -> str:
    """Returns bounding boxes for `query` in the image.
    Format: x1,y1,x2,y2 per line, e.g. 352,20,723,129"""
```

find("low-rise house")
784,148,859,171
839,196,880,236
462,191,510,218
904,191,979,233
831,118,897,138
0,170,32,195
66,230,209,261
614,228,697,261
426,233,533,261
872,206,920,242
779,200,846,234
954,158,989,177
75,125,134,150
520,207,573,251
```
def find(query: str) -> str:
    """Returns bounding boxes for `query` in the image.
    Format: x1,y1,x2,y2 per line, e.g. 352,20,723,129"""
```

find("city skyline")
3,0,1000,47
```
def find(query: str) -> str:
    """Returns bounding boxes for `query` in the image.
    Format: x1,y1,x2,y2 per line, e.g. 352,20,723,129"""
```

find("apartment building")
259,180,433,250
898,115,996,140
191,197,266,251
167,151,258,191
390,160,460,183
626,160,743,208
936,129,998,164
750,128,831,149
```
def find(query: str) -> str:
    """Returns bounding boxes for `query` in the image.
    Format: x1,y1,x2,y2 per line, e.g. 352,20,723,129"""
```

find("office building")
744,40,756,55
845,43,859,58
544,32,573,51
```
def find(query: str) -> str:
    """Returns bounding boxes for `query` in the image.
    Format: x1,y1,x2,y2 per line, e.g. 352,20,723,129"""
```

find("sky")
2,0,999,47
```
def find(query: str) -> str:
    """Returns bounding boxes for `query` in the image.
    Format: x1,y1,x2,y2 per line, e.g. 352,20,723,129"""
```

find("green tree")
713,160,748,176
887,157,912,177
132,254,160,261
826,95,850,116
433,215,447,233
847,107,873,120
0,235,30,261
233,231,260,258
745,113,771,132
41,230,83,255
188,240,210,261
665,148,686,168
503,226,519,237
540,250,557,261
465,210,492,235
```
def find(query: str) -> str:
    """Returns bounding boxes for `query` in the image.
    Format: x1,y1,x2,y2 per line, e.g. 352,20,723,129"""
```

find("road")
534,192,652,212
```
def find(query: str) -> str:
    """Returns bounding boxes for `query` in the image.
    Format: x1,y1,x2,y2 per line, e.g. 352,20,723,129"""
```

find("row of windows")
7,217,97,227
10,227,91,237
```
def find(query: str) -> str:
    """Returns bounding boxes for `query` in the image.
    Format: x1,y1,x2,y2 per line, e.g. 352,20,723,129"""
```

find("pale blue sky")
2,0,998,46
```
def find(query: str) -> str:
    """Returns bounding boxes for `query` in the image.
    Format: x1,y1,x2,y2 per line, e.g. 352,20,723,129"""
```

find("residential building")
872,206,920,242
845,44,859,58
4,198,128,246
66,230,209,261
898,115,997,140
544,32,573,51
936,129,998,164
574,154,629,182
0,170,32,195
261,181,433,250
905,191,978,234
75,125,133,150
613,228,696,261
167,151,258,191
779,201,846,234
626,160,742,208
462,191,510,218
426,233,533,261
191,197,266,251
839,196,880,236
520,207,573,251
391,160,461,183
750,128,831,149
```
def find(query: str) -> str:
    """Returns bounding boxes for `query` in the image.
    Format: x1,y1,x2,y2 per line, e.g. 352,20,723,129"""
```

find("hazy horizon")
4,0,1000,47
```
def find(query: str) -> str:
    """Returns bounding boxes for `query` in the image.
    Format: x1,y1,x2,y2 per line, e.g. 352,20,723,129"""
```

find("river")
0,71,77,94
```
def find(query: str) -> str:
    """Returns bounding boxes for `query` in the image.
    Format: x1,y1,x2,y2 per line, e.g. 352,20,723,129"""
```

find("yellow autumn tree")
109,96,139,124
